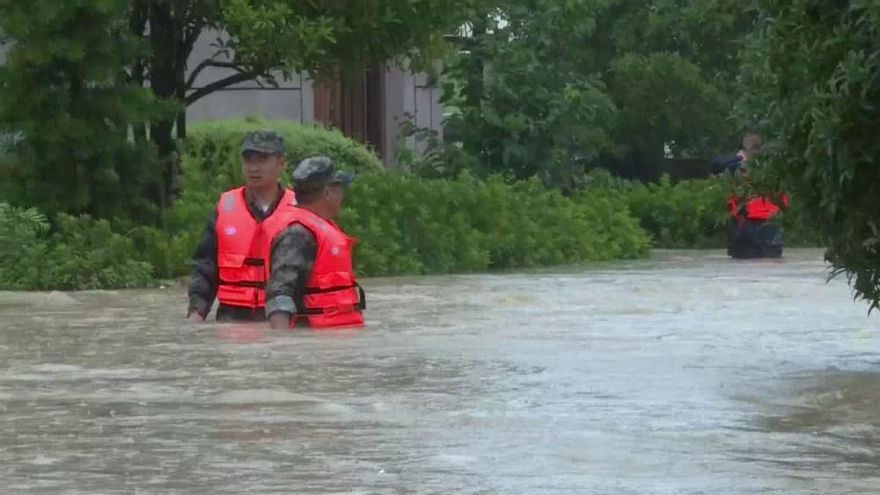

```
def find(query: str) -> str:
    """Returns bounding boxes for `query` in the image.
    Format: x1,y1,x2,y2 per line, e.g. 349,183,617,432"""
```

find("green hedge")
181,117,384,203
585,169,819,249
0,204,153,290
621,175,729,249
339,174,650,276
144,119,650,280
1,119,819,291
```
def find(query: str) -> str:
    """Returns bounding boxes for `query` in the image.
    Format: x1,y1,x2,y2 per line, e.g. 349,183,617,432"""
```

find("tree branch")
186,71,257,106
185,60,244,90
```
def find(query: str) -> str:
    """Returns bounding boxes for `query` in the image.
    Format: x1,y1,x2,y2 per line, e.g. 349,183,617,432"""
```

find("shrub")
181,117,384,198
583,170,819,249
339,173,650,277
0,204,153,290
622,175,729,249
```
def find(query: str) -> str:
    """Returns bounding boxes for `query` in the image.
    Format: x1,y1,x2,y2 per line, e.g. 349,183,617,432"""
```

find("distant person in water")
711,132,789,259
186,130,297,322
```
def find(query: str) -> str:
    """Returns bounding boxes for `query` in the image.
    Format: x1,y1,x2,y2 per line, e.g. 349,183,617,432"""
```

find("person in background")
711,132,789,259
186,130,297,322
265,156,365,330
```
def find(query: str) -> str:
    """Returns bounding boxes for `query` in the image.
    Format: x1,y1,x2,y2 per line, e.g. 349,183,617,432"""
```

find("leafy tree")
0,0,166,221
134,0,479,207
440,0,752,184
442,0,616,188
738,1,880,309
597,0,754,162
0,0,476,216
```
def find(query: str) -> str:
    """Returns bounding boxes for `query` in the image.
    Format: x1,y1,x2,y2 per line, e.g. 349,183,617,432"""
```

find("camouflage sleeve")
187,211,219,318
265,224,317,318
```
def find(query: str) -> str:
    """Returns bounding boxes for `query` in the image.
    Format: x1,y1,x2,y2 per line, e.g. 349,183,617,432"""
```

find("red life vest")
727,194,789,221
215,186,297,309
272,207,365,329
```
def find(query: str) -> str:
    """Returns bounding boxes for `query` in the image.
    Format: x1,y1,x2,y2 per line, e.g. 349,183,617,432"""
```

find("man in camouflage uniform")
187,130,295,322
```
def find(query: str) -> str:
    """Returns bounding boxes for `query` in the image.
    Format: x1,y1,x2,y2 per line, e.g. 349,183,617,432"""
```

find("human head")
291,156,354,218
740,132,763,160
240,130,286,190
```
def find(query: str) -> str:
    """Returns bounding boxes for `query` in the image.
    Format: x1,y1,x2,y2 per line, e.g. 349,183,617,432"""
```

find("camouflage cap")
241,130,285,155
292,156,354,190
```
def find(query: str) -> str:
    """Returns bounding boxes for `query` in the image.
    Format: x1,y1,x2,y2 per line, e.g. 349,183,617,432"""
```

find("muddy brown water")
1,249,879,494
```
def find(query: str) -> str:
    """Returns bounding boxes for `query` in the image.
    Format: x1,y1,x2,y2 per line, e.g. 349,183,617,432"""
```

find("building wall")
382,66,443,167
0,32,444,166
185,30,314,125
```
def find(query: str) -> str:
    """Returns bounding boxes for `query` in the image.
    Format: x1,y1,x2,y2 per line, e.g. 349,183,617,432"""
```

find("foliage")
738,1,880,308
435,0,752,185
147,119,650,279
0,203,49,263
339,173,651,276
441,0,616,187
139,0,479,207
0,0,167,222
183,118,385,192
219,0,479,78
0,0,476,214
619,175,730,249
0,203,153,290
584,169,818,249
602,0,752,160
606,52,730,162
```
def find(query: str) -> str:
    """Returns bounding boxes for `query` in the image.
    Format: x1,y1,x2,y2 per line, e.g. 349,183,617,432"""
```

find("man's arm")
187,211,219,320
710,154,743,175
266,224,317,329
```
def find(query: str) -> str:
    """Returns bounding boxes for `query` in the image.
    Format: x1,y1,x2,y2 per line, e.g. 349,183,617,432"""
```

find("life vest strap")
305,283,356,295
300,304,362,316
219,279,266,289
302,283,366,314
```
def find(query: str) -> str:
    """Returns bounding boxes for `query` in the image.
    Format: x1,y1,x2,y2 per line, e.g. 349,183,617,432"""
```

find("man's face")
324,184,345,217
242,151,285,189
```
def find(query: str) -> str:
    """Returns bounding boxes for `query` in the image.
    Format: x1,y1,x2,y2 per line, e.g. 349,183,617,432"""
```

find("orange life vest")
272,207,365,329
727,194,789,221
215,186,297,309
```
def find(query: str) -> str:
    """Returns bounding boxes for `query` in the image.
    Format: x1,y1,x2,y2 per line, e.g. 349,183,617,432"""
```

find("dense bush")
182,117,384,195
620,175,729,249
339,173,650,276
738,1,880,308
0,204,153,290
0,203,49,269
585,169,818,249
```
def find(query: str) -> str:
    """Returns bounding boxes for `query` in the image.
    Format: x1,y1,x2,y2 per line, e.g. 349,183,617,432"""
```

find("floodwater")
1,249,879,494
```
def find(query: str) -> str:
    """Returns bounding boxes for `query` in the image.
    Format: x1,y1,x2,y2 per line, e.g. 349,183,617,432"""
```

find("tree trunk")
129,0,149,146
148,1,177,209
463,18,487,110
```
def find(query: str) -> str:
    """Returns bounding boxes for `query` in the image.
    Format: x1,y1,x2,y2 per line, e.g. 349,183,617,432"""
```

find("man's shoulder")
277,223,317,244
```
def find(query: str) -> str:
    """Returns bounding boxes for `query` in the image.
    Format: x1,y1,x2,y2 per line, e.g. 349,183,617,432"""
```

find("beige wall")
0,33,444,166
381,65,444,167
185,30,314,125
186,32,444,166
